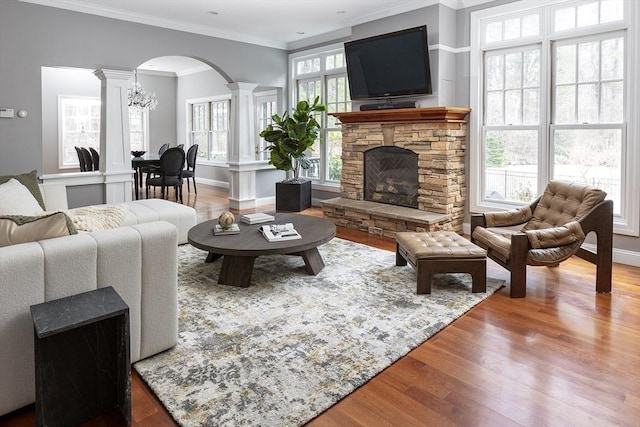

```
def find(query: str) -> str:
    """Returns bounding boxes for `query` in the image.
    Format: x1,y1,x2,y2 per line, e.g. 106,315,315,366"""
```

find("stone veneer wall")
340,121,468,232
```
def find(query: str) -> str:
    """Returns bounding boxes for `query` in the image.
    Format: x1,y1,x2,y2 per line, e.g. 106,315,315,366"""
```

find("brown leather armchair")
471,181,613,298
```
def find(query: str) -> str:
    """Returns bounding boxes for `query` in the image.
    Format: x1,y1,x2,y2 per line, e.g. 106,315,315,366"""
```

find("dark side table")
30,286,131,427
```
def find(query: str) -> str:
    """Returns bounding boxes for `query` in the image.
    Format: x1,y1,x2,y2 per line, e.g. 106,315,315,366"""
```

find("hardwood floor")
2,184,639,427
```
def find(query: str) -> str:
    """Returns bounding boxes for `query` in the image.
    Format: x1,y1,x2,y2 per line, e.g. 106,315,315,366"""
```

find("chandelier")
128,70,158,110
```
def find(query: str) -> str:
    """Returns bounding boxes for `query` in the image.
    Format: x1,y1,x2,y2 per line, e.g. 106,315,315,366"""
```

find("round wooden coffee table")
187,213,336,287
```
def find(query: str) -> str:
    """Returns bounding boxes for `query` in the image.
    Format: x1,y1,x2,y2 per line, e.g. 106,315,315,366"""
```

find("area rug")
134,238,504,426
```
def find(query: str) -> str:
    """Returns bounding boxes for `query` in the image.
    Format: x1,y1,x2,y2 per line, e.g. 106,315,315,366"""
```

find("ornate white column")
227,82,260,210
94,69,133,203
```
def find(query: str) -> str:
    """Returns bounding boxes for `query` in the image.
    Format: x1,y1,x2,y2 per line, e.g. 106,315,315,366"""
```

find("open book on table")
260,223,301,242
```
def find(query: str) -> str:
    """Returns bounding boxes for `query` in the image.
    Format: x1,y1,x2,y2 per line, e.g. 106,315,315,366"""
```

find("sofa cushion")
0,171,45,210
0,212,77,247
0,179,45,216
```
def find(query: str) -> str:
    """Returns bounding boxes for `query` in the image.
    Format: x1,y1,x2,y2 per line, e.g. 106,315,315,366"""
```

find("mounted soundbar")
359,101,417,111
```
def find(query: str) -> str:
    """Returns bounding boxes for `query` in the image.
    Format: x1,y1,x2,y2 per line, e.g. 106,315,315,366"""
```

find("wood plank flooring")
2,184,638,427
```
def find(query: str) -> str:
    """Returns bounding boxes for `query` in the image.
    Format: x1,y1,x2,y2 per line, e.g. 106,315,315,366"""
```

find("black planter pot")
276,179,312,212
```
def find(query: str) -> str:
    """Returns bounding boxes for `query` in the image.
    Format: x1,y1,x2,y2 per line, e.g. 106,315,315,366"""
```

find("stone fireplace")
321,106,470,236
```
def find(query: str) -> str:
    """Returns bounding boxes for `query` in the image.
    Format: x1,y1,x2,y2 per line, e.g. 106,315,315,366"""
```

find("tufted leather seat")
396,231,487,294
471,180,613,298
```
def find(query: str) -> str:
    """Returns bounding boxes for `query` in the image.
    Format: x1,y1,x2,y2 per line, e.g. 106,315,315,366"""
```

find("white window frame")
470,0,639,236
254,90,278,162
289,42,351,189
57,95,101,169
129,108,149,153
186,95,231,165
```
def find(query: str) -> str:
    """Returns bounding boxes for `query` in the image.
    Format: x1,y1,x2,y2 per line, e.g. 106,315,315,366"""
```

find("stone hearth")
322,106,470,237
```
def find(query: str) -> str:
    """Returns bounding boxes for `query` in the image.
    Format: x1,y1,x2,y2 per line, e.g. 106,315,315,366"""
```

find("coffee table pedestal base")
205,248,325,288
298,248,325,274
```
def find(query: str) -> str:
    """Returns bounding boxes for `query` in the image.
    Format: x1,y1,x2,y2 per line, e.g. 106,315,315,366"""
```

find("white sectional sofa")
0,184,197,416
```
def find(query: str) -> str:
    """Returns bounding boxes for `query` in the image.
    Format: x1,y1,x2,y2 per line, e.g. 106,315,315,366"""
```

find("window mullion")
540,35,552,190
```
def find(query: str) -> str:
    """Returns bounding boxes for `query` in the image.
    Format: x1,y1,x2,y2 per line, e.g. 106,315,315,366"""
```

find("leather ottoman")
395,231,487,294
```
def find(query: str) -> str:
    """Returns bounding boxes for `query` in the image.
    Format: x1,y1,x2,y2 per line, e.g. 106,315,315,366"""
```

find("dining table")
131,153,160,200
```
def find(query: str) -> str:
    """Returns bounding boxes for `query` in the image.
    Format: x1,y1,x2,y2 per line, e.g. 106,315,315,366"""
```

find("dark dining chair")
182,144,198,194
140,143,171,184
80,147,93,171
74,146,87,172
146,147,186,203
89,147,100,171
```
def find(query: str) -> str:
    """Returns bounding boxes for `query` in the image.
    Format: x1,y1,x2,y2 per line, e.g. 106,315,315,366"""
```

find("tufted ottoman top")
396,231,487,259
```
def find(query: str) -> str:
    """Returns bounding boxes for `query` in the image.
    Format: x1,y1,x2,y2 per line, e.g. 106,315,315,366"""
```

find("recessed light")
296,31,305,35
336,10,346,14
206,11,218,15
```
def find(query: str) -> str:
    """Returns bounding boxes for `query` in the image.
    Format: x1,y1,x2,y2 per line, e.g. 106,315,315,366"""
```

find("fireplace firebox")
364,147,418,208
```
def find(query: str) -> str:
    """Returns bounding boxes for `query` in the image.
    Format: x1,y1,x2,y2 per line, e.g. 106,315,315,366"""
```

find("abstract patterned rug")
134,238,504,426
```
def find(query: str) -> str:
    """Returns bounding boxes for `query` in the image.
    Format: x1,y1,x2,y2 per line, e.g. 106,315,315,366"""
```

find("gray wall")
140,73,178,152
0,0,288,176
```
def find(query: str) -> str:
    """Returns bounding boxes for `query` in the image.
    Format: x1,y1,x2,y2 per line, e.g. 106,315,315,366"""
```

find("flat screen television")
344,26,433,101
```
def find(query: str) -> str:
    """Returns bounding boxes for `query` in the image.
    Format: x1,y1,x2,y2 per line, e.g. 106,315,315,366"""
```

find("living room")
1,0,639,426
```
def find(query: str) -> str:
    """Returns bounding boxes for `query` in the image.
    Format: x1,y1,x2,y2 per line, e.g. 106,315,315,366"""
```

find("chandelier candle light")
128,70,158,110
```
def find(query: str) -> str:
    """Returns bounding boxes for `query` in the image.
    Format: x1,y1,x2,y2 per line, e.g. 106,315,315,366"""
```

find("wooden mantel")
330,106,470,124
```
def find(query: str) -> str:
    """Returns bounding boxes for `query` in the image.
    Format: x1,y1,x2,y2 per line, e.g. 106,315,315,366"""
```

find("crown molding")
345,0,440,26
19,0,288,49
440,0,496,9
20,0,497,51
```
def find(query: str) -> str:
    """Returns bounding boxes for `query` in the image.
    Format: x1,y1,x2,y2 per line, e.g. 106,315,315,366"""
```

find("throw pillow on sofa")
0,170,46,210
0,178,45,216
0,212,77,247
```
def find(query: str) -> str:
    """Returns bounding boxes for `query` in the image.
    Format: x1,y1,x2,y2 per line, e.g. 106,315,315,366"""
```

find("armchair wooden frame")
471,198,613,298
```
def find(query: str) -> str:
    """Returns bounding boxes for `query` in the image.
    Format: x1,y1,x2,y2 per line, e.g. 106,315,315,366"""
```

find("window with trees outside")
255,91,277,161
470,0,638,236
129,108,149,152
291,45,351,184
189,98,230,162
58,96,100,168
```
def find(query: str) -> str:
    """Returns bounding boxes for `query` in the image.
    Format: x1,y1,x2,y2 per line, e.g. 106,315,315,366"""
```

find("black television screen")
345,26,432,100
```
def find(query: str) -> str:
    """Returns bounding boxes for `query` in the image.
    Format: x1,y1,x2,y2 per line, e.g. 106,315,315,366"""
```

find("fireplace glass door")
364,147,419,208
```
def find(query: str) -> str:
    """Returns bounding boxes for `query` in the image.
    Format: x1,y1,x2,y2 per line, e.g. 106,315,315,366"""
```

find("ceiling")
22,0,492,73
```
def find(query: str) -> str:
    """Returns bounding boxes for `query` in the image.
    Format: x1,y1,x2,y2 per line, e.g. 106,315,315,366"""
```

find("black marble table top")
30,286,128,339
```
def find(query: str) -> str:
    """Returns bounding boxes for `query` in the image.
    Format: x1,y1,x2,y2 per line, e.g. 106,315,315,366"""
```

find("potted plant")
260,96,327,211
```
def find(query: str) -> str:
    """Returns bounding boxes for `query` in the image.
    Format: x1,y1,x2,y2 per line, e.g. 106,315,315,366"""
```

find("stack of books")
240,213,275,224
260,223,301,242
213,223,240,235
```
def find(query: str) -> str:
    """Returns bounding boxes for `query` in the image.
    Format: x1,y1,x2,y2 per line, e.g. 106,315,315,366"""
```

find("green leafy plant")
260,96,327,182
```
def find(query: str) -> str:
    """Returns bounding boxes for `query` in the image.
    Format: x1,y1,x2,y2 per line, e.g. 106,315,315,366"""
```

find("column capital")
226,82,259,92
94,69,133,81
